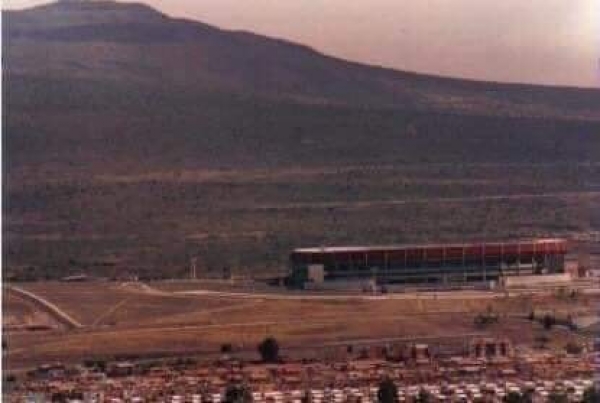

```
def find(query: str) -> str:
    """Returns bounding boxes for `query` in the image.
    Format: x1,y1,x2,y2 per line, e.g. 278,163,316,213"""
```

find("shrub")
416,388,432,403
224,384,253,403
534,334,550,349
547,392,568,403
503,391,523,403
564,341,583,355
257,337,280,363
377,378,398,403
542,314,555,330
583,386,600,403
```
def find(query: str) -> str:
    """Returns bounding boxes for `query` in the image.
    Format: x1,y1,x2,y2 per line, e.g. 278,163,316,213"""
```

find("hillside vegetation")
3,1,600,279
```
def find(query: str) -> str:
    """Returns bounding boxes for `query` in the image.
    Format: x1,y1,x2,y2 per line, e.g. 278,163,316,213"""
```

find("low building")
469,338,513,361
288,238,567,289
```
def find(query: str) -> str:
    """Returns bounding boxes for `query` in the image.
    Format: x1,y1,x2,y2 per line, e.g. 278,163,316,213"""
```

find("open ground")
4,281,596,371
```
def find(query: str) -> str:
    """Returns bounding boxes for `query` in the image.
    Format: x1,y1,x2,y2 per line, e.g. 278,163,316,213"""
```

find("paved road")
171,283,600,301
8,286,83,329
174,287,587,300
176,288,504,300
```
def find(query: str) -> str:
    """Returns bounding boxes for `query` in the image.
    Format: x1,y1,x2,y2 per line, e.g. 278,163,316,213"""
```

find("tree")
534,334,550,349
502,392,533,403
564,341,583,355
503,392,522,403
224,384,253,403
416,388,432,403
377,378,398,403
474,308,499,328
258,337,280,363
51,392,68,402
583,387,600,403
503,391,532,403
543,314,555,330
301,389,313,403
547,393,568,403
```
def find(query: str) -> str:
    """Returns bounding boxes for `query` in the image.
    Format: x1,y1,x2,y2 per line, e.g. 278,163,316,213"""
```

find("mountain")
4,0,600,174
4,0,600,120
3,1,600,279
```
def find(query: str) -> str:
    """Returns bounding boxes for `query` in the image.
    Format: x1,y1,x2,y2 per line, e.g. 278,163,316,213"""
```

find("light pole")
190,257,197,281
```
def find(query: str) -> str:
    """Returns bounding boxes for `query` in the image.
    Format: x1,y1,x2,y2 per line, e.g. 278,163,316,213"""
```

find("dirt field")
3,281,596,370
15,282,243,327
2,288,63,331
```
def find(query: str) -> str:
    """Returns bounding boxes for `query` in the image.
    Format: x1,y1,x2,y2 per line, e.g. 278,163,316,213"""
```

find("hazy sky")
4,0,599,88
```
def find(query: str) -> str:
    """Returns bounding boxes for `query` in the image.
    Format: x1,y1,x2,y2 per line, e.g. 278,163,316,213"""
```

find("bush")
224,384,253,403
474,311,499,328
221,343,233,354
416,388,432,403
258,337,280,363
547,392,568,403
534,334,550,349
503,391,533,403
543,314,555,330
503,391,523,403
564,341,583,355
377,378,398,403
583,386,600,403
83,359,107,372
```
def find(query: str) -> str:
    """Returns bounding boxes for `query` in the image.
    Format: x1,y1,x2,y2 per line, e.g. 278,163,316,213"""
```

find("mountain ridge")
4,0,600,120
5,0,598,91
4,1,600,279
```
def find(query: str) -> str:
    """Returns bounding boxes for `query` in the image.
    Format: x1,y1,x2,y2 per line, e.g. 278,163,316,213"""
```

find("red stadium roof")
292,238,567,255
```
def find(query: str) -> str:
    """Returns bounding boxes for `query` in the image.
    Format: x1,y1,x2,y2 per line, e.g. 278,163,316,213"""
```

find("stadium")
288,239,567,289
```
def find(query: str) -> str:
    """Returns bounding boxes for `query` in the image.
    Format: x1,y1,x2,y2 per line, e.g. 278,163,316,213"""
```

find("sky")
4,0,599,88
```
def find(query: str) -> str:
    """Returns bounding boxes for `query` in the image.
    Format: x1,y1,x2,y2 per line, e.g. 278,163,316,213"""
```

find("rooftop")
293,238,567,254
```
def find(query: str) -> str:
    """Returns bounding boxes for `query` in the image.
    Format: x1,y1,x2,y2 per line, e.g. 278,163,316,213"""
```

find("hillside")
4,0,600,120
3,1,600,279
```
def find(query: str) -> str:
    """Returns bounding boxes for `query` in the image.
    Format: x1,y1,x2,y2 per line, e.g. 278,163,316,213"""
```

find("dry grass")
4,313,475,366
17,282,241,327
5,310,579,370
4,281,597,370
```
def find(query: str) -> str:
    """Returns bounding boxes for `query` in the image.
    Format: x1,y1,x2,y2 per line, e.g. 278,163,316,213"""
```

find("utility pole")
190,257,197,281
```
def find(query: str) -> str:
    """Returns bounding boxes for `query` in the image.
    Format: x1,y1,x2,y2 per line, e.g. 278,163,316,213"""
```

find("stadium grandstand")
288,239,567,288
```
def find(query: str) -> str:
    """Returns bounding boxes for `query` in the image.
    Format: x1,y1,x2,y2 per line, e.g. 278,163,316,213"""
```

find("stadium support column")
532,242,537,276
461,245,466,285
384,250,389,274
423,248,428,283
481,244,486,284
517,242,521,275
442,246,447,285
483,260,487,283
